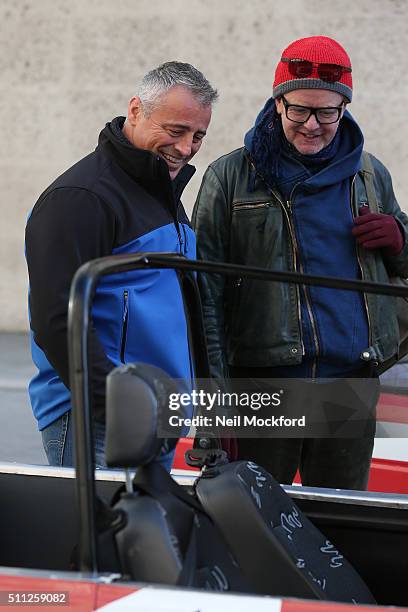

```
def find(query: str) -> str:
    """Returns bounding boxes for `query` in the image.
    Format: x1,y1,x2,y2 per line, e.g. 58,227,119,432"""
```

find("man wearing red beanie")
193,36,408,490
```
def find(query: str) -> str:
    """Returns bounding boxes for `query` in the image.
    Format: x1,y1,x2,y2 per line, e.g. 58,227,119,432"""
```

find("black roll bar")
67,252,408,574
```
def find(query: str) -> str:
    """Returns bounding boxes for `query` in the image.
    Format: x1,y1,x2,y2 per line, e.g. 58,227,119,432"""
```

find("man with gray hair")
25,61,217,468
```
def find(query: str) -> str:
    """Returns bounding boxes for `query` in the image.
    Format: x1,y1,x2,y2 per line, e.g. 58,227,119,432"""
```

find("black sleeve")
192,166,231,379
25,187,117,421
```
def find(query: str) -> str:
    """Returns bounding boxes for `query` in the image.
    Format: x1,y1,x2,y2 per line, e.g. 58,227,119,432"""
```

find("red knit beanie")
273,36,353,102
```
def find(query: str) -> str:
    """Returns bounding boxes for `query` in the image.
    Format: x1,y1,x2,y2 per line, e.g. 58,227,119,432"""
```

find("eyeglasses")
281,57,352,83
280,95,344,125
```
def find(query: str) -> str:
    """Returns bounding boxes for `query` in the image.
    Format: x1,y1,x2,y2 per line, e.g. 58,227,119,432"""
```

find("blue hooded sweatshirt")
244,99,368,378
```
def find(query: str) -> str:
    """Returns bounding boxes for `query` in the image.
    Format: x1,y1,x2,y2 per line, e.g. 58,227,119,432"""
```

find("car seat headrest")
105,362,186,468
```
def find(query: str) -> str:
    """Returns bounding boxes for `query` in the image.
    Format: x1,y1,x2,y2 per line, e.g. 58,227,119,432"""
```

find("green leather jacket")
192,147,408,378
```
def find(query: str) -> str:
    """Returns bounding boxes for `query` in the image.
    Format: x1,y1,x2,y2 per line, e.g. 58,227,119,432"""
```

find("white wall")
2,0,408,330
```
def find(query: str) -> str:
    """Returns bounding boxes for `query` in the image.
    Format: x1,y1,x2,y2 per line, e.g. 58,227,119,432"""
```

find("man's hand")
352,207,404,256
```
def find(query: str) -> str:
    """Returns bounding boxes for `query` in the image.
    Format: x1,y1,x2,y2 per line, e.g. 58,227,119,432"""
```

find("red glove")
352,207,404,256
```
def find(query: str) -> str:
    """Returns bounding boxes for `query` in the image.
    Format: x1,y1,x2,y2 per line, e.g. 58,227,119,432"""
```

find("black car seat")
195,460,376,604
104,363,250,592
104,362,376,604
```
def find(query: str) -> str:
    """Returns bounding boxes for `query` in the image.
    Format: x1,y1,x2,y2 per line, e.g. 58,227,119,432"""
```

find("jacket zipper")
175,216,183,254
181,223,188,254
276,185,320,377
288,195,320,379
120,290,129,363
271,188,305,360
350,173,372,348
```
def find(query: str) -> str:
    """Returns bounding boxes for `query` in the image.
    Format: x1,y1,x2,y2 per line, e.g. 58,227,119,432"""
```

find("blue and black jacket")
25,117,196,430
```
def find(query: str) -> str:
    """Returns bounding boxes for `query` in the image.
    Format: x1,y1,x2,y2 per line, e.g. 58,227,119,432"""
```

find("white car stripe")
97,586,282,611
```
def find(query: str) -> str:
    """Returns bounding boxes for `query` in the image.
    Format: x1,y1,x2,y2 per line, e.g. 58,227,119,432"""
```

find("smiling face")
275,89,346,155
124,85,212,179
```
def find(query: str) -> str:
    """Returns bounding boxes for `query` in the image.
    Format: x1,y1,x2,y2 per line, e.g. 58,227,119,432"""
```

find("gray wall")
2,0,408,331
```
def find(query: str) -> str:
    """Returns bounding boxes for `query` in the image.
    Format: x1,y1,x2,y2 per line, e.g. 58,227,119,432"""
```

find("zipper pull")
123,290,129,321
120,291,129,364
359,201,369,215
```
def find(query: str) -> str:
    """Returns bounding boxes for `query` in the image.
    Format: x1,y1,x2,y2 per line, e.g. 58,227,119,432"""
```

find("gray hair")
137,61,218,115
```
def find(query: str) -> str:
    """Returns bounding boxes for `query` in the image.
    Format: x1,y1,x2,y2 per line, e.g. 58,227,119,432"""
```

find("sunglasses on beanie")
281,57,352,83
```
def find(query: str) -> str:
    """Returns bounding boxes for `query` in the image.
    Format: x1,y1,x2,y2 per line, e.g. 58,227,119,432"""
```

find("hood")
306,110,364,188
244,98,364,191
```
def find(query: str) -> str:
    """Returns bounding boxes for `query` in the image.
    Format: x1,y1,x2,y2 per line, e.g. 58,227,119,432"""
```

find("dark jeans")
237,436,375,489
41,411,175,471
230,366,379,490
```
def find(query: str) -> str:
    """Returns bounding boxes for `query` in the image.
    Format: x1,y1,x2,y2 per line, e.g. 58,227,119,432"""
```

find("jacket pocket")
120,290,129,363
232,200,271,212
